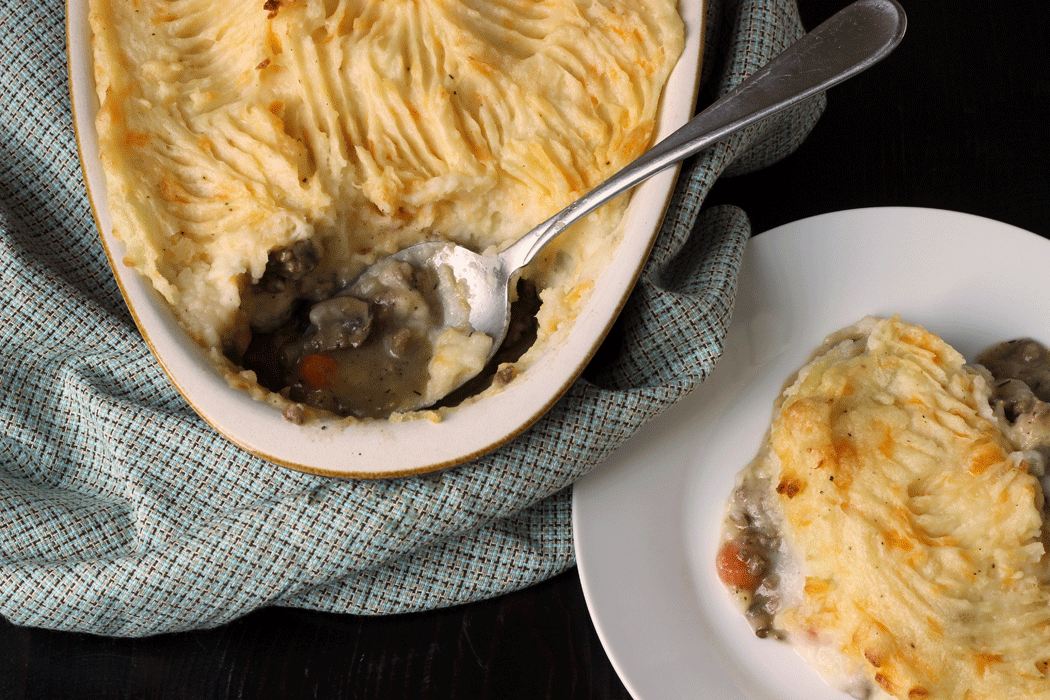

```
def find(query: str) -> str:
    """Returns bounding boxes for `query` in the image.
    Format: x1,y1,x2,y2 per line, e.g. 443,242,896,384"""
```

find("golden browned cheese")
770,317,1050,699
88,0,684,407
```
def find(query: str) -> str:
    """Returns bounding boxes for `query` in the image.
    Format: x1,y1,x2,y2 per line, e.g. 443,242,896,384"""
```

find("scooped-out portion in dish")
88,0,685,421
242,251,494,421
716,315,1050,700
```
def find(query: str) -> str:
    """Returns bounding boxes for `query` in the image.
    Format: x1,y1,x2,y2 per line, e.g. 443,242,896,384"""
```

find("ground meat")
259,241,319,293
493,364,517,387
282,404,305,425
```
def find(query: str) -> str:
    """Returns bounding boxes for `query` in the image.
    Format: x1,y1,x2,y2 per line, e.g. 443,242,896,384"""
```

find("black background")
4,0,1050,698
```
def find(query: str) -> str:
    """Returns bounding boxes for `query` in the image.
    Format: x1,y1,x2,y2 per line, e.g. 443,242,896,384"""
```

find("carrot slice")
716,540,759,591
299,353,337,388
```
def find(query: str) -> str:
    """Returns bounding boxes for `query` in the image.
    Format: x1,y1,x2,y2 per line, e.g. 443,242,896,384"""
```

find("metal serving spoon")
355,0,906,406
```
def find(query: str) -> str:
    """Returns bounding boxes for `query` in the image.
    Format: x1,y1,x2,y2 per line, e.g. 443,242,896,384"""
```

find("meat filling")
717,510,783,638
978,339,1050,459
231,242,533,421
235,248,441,420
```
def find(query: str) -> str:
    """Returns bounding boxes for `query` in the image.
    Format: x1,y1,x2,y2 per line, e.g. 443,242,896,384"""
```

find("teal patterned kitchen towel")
0,0,823,635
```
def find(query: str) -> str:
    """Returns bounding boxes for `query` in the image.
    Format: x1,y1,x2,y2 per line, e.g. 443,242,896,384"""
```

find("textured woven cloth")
0,0,823,636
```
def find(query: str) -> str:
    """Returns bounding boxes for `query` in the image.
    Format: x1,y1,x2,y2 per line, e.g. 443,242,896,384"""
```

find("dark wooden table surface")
3,1,1049,698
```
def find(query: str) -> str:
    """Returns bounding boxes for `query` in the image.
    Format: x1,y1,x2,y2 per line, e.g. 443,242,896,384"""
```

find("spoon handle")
498,0,906,272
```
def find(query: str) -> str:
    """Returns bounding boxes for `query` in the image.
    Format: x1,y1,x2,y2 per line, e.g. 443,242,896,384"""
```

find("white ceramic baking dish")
66,0,706,478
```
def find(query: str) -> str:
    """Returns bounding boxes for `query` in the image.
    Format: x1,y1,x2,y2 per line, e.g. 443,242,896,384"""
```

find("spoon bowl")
383,241,514,347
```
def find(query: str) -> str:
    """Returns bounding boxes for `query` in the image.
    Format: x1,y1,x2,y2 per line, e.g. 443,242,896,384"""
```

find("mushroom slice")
306,296,373,352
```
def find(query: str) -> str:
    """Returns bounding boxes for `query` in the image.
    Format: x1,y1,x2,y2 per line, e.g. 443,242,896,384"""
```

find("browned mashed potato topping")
89,0,685,420
717,316,1050,700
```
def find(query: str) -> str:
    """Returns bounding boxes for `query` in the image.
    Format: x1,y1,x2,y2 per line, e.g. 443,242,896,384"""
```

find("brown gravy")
236,252,442,420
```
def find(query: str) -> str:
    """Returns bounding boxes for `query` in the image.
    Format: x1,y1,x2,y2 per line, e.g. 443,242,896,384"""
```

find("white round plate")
572,207,1050,699
65,0,706,477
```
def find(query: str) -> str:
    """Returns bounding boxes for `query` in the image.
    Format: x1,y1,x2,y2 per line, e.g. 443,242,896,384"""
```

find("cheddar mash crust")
719,316,1050,700
89,0,684,418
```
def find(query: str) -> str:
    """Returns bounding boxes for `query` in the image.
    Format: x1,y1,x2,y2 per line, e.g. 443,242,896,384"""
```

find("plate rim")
572,205,1050,699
